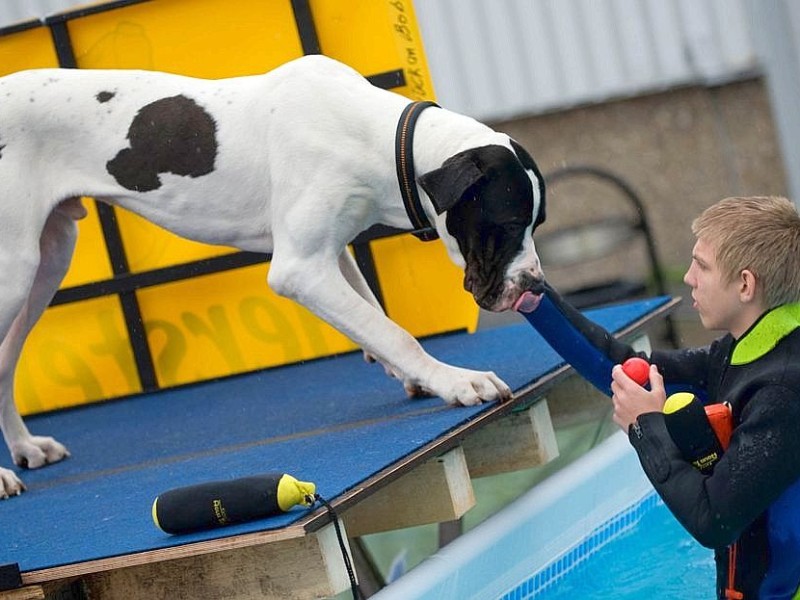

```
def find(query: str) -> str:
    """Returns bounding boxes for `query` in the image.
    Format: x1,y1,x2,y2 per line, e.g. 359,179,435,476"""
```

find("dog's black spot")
106,95,217,192
0,143,5,160
96,91,115,103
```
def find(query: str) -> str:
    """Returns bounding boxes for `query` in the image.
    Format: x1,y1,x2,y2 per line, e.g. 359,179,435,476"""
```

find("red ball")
622,357,650,386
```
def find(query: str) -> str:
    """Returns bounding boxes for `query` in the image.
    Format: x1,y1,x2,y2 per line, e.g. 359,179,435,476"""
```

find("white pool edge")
372,431,656,600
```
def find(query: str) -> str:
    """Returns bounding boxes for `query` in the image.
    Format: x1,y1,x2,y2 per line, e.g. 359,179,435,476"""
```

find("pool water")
535,500,716,599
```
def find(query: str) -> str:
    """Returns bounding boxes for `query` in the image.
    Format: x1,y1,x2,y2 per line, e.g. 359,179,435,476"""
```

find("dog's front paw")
0,467,25,499
431,365,513,406
11,436,70,469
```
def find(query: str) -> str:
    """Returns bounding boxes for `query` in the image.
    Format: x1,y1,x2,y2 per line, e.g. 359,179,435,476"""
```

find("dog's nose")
520,272,545,295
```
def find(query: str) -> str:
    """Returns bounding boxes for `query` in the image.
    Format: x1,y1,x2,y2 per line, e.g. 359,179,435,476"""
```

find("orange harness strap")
725,542,744,599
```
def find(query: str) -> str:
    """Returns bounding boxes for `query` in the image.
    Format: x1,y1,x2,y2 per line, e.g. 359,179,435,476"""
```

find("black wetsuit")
544,285,800,599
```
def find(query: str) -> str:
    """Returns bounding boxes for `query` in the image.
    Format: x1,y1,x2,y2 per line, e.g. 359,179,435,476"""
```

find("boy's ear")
418,152,483,215
739,269,758,302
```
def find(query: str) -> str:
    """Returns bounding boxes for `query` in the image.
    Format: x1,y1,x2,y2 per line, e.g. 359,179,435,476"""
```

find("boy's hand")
611,363,666,431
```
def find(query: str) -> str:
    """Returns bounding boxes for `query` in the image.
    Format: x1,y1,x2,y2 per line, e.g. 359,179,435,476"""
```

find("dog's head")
418,140,546,312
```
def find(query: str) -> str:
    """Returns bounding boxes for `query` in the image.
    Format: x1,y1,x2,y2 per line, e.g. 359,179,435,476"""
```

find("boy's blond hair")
692,196,800,308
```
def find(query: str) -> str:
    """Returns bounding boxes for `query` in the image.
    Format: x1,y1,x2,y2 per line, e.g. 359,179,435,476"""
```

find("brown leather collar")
394,101,440,241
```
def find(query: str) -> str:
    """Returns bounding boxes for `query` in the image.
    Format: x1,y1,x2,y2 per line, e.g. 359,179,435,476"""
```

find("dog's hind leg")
0,249,38,496
0,202,80,496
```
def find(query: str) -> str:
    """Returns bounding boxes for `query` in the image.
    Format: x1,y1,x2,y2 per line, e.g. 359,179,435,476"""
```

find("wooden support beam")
343,447,475,537
78,523,353,600
462,402,559,478
0,587,44,600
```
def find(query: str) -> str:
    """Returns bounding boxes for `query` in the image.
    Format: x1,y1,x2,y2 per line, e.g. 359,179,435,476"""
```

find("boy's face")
683,237,748,337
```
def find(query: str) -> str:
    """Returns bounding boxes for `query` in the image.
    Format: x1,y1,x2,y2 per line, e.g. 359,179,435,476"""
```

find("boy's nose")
683,266,694,287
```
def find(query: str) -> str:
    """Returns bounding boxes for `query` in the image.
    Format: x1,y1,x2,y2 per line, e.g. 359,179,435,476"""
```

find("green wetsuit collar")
731,303,800,365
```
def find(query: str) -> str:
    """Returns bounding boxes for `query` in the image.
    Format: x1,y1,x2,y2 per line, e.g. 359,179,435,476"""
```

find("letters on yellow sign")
17,280,357,415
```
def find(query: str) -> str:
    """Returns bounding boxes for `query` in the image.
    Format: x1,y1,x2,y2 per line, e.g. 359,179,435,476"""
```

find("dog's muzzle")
512,272,545,313
473,271,544,313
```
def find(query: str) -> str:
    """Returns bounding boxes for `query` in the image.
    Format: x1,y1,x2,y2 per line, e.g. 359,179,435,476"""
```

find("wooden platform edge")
77,523,353,600
0,586,44,600
20,522,308,586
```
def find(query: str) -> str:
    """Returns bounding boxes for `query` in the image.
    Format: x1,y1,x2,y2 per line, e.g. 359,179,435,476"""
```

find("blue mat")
0,297,672,574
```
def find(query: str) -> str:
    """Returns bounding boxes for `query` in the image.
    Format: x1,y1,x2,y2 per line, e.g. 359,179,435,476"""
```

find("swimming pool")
528,497,714,599
373,431,716,599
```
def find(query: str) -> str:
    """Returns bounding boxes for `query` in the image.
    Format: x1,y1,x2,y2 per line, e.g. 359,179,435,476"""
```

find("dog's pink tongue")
514,291,543,313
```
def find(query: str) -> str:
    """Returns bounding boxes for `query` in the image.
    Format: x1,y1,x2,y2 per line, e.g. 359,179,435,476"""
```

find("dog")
0,55,546,498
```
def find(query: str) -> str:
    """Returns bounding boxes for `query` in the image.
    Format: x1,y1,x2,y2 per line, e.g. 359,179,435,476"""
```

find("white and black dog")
0,55,546,498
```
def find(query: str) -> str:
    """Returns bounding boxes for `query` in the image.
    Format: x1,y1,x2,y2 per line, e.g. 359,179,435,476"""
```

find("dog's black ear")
418,152,484,215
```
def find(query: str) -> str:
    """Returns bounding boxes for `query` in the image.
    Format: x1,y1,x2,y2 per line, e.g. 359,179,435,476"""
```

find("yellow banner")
0,24,58,75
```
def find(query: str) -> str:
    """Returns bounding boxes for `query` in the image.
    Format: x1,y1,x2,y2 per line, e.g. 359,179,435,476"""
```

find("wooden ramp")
0,298,678,600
